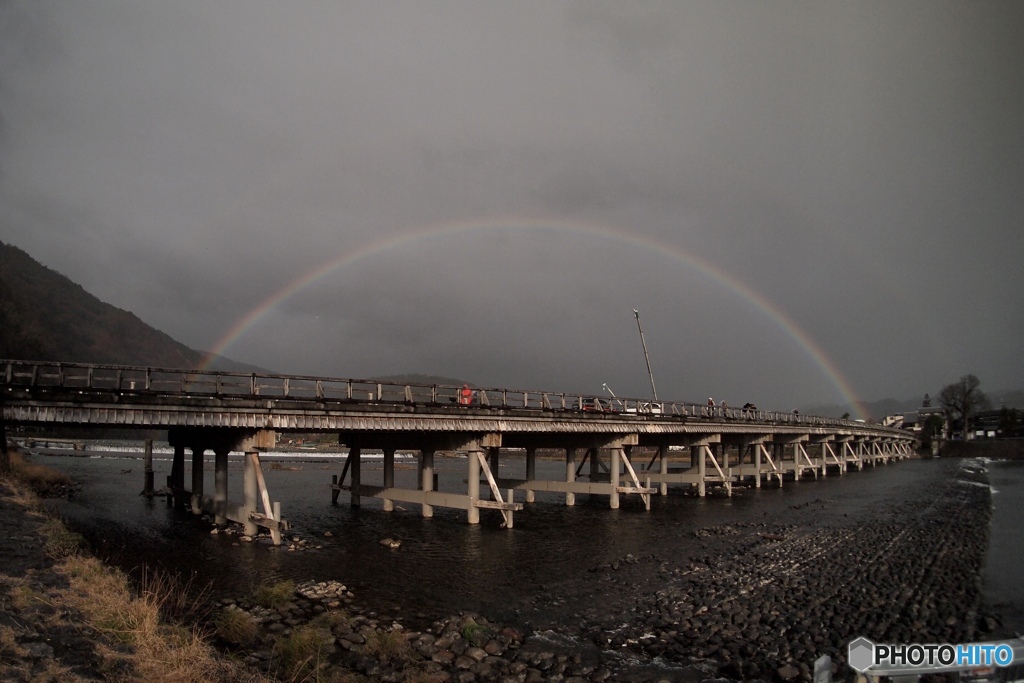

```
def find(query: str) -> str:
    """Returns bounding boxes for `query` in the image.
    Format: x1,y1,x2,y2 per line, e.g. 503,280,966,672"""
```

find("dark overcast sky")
2,1,1022,413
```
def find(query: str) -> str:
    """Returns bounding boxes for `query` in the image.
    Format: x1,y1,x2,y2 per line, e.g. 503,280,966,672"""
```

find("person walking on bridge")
459,385,474,406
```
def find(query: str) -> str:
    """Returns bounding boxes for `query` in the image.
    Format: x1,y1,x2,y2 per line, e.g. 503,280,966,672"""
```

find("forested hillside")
0,241,204,368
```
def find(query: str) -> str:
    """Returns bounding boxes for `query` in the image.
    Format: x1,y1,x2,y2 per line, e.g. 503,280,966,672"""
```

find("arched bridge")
1,360,916,544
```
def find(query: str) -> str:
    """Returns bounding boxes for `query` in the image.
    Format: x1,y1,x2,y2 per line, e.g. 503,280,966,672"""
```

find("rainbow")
200,217,866,419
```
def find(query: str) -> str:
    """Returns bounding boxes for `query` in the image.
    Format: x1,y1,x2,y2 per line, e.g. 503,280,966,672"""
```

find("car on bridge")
627,401,664,415
568,397,613,412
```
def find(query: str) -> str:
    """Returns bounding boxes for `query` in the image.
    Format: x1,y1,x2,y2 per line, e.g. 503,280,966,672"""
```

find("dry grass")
58,553,270,682
309,609,350,631
0,624,28,658
215,606,260,647
5,448,72,496
361,628,414,664
0,464,272,683
40,516,86,558
253,579,296,609
271,624,335,682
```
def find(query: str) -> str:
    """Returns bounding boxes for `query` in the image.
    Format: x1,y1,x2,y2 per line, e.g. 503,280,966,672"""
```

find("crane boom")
633,309,658,401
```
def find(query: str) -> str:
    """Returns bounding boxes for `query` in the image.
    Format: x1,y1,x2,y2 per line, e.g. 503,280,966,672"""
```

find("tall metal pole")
633,309,658,401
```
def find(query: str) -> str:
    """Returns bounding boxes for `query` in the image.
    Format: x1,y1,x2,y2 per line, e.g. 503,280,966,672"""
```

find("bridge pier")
243,451,258,535
332,433,519,526
142,439,154,496
190,445,204,514
467,441,481,524
350,447,362,506
609,445,620,509
169,443,186,507
525,447,536,503
214,445,229,525
695,443,706,496
420,449,435,518
565,447,576,507
729,436,775,487
754,441,762,486
166,428,287,544
657,445,668,496
487,446,501,501
383,448,395,512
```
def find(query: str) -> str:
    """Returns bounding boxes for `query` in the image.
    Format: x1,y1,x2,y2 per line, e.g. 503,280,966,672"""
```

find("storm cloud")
2,1,1022,413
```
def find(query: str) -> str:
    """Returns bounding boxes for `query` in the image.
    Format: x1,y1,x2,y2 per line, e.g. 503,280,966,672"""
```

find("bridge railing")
2,359,900,433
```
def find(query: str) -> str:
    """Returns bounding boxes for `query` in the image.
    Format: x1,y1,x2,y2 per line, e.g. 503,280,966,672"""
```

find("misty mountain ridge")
2,240,1018,420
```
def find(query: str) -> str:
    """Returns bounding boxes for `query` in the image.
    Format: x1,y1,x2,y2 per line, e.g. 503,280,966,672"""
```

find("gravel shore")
0,455,1006,682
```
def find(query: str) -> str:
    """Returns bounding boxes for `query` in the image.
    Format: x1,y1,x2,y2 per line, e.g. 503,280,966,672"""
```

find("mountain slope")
0,241,204,368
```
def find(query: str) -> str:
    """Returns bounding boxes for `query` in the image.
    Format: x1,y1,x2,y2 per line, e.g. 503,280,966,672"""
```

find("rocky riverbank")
564,458,1002,681
0,455,1007,682
194,457,1004,683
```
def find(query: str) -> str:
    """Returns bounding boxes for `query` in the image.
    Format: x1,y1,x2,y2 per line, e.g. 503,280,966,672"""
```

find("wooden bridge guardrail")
2,359,904,434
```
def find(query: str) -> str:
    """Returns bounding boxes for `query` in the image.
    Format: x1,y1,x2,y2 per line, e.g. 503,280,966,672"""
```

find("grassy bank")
0,448,463,683
0,447,269,682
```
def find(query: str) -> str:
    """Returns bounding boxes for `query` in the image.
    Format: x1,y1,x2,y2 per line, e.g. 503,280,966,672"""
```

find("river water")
30,447,1024,639
983,459,1024,636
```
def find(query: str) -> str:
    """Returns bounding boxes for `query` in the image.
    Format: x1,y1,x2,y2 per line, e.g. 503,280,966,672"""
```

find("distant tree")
939,375,990,439
841,412,850,420
922,414,945,446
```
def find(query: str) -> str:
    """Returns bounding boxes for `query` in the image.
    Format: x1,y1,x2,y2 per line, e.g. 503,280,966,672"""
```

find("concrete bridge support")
142,439,154,496
243,452,258,536
191,446,204,514
808,436,833,478
333,433,520,527
467,442,481,524
657,445,668,496
382,448,395,511
166,428,286,544
693,443,707,496
565,447,577,507
169,444,186,508
609,445,621,509
732,436,775,487
420,449,435,518
214,445,229,525
525,447,536,503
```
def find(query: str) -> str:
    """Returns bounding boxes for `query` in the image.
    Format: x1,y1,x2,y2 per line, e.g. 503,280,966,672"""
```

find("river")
984,458,1024,636
29,446,1024,643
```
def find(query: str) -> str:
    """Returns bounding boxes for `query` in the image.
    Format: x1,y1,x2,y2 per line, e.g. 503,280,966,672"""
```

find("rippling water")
31,448,1023,636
